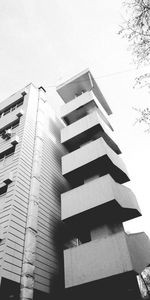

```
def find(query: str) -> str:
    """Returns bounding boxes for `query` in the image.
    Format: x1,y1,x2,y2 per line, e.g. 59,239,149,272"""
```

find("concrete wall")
0,85,31,283
126,232,150,274
0,85,68,299
61,111,120,154
61,174,140,221
64,226,132,288
60,91,113,130
62,137,128,177
34,101,68,294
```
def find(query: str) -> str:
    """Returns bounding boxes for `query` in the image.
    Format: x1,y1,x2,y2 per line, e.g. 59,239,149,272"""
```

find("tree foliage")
119,0,150,129
119,0,150,66
133,107,150,131
138,268,150,299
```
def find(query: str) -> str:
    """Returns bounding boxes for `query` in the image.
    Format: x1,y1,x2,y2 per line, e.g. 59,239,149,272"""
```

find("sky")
0,0,150,236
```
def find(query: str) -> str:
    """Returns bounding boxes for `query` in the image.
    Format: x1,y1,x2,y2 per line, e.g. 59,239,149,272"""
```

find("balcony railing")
64,231,150,288
126,232,150,274
62,137,129,185
61,174,141,223
60,90,113,130
61,111,120,154
57,69,112,115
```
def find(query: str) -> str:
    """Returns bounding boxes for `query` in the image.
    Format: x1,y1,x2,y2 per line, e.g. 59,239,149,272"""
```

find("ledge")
61,174,141,223
57,69,112,115
62,138,129,185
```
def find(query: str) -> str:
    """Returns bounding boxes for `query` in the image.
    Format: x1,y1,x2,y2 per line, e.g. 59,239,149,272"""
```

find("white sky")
0,0,150,236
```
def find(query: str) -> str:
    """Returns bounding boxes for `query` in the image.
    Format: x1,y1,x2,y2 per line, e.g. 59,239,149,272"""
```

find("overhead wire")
44,66,148,89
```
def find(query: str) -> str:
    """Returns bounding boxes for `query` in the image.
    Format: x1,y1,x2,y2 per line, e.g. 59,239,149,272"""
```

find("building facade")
57,69,150,300
0,84,68,300
0,70,150,300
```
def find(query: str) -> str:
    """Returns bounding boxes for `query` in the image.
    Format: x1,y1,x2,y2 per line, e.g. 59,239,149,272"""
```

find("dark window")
16,99,23,107
78,229,91,244
3,108,11,116
0,147,14,161
0,278,20,300
65,229,91,249
0,97,24,118
0,184,7,195
0,119,20,140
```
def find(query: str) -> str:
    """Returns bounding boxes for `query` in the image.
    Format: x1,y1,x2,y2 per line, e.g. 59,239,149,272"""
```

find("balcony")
61,111,120,154
57,69,112,115
61,174,141,224
60,90,113,130
0,107,22,132
64,231,150,288
0,134,18,155
126,232,150,274
62,138,129,185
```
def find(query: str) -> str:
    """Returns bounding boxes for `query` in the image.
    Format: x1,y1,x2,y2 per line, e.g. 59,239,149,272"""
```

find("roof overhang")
56,69,112,115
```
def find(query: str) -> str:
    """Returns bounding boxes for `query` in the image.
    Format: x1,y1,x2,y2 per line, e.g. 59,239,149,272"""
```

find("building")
0,84,68,300
0,70,150,300
57,69,150,300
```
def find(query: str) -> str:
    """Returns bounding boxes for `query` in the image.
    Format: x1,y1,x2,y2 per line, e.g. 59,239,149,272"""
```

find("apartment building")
0,84,68,300
57,69,150,300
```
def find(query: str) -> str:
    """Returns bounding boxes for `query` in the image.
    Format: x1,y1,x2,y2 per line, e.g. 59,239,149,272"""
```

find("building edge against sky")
0,69,149,300
57,69,150,300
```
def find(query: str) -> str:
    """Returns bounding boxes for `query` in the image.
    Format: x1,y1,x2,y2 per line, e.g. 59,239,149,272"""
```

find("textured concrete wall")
126,232,150,274
0,85,68,299
0,86,31,285
62,137,128,177
61,174,140,220
20,86,44,300
64,227,132,288
34,100,68,295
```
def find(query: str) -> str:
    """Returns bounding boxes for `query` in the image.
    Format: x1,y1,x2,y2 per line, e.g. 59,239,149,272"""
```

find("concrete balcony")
61,174,141,224
62,138,129,185
60,90,113,130
57,69,112,115
64,231,150,288
61,111,120,154
126,232,150,274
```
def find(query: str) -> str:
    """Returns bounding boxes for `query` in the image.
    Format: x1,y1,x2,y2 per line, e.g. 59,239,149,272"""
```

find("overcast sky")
1,0,150,236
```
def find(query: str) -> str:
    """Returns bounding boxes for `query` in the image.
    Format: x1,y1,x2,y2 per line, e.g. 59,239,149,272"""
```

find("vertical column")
20,88,46,300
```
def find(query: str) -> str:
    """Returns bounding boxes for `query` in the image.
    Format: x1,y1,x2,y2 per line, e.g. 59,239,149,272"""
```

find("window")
0,185,7,196
0,148,14,160
12,120,19,129
4,152,14,165
3,108,11,116
0,148,15,168
16,99,23,107
0,119,20,140
0,97,24,118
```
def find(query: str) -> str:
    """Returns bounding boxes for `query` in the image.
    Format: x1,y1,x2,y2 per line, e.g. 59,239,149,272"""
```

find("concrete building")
0,69,150,300
57,69,150,300
0,84,68,300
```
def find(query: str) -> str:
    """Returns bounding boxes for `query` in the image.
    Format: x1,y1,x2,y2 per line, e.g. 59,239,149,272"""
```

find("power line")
45,66,147,89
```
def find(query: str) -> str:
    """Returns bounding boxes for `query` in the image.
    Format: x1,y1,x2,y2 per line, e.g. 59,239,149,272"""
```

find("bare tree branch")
119,0,150,131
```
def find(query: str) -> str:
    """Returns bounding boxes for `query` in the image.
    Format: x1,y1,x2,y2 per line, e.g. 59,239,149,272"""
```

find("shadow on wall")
0,278,20,300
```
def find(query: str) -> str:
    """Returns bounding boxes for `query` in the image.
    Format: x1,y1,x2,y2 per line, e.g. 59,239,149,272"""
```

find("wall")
34,101,68,296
